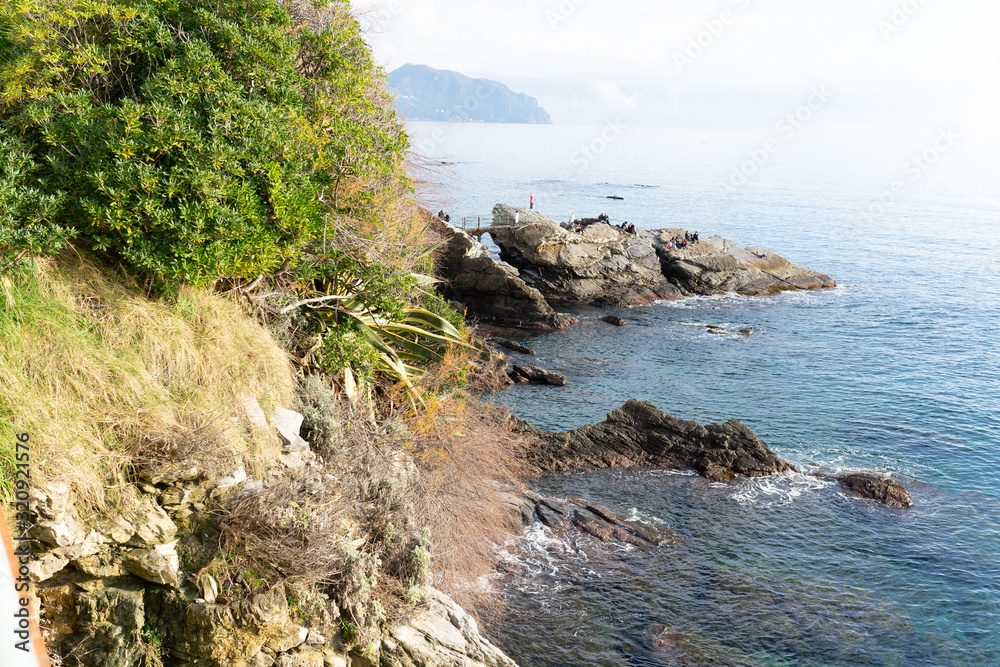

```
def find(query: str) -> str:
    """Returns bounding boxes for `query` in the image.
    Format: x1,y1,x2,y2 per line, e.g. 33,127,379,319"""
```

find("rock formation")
509,365,567,387
488,204,835,307
29,398,519,667
838,473,914,509
428,214,575,330
516,399,798,482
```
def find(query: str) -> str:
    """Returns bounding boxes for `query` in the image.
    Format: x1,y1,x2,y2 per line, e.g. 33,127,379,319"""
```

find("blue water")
411,122,1000,665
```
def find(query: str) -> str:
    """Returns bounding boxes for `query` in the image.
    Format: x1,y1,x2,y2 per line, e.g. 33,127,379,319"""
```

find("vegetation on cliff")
1,1,524,662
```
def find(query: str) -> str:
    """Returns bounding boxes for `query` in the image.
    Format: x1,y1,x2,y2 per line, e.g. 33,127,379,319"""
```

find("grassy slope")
0,252,294,507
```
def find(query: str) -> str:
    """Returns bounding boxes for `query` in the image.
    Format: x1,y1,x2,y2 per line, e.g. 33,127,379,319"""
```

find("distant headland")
388,64,553,124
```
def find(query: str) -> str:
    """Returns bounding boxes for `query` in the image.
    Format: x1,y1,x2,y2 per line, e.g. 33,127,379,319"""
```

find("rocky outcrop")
428,214,575,330
488,204,835,306
509,365,567,386
518,399,798,482
381,588,516,667
30,398,517,667
838,473,914,509
489,204,682,306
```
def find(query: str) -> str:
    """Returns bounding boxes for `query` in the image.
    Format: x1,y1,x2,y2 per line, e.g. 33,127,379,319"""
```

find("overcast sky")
354,0,1000,134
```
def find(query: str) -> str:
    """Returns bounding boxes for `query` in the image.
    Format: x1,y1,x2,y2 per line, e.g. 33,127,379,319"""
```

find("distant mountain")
388,64,552,124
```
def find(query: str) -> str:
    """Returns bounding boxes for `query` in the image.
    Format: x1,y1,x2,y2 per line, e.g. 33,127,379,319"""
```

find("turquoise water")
411,122,1000,665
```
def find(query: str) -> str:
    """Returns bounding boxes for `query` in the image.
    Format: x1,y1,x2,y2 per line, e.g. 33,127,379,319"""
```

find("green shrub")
0,0,407,286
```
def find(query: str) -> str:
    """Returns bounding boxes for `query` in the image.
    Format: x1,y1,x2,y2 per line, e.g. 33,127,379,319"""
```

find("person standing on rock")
529,192,535,209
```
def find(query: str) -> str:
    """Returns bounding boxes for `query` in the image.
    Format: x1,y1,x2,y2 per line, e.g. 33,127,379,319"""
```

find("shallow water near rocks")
412,122,1000,665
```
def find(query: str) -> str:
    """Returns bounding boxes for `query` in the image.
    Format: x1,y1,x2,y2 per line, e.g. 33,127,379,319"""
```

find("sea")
408,120,1000,666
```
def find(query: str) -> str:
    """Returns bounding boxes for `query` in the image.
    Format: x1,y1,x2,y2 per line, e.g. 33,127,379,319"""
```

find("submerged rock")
838,473,914,509
601,315,628,326
488,204,835,306
520,399,798,481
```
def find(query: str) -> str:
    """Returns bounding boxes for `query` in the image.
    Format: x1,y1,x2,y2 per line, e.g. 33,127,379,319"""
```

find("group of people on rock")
617,221,636,234
664,231,699,250
437,210,451,223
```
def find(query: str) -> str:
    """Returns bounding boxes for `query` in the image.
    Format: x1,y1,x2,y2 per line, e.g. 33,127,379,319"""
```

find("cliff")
388,64,552,124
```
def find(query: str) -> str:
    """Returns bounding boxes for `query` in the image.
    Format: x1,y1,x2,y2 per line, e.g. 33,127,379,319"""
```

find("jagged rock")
274,407,311,453
659,234,837,295
279,650,324,667
29,483,70,520
428,213,575,330
75,552,128,578
51,530,104,560
242,395,272,431
33,515,87,548
509,365,567,386
28,554,70,582
70,585,146,667
838,473,913,509
522,399,798,480
266,624,308,652
496,340,536,355
490,205,682,306
91,514,136,544
139,457,203,485
129,496,178,546
488,205,835,306
124,542,180,586
382,588,518,667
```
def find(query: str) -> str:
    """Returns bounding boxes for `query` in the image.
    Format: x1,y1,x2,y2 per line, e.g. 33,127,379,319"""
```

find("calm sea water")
410,121,1000,665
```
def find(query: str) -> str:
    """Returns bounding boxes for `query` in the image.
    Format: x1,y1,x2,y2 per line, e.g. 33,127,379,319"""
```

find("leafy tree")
0,0,407,285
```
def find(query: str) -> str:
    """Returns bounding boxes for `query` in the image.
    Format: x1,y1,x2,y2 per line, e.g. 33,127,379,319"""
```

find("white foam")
730,471,835,506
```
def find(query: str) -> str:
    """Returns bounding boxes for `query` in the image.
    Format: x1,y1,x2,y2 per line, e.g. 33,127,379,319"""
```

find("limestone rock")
382,588,518,667
428,213,575,330
91,514,136,544
838,473,914,509
139,458,203,485
29,483,70,520
523,399,798,480
274,407,311,454
509,365,567,387
74,552,128,578
28,554,70,582
129,497,178,546
34,515,86,548
124,542,180,586
242,395,272,431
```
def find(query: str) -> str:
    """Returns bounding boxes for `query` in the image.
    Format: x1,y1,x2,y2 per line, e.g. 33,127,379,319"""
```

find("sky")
353,0,1000,135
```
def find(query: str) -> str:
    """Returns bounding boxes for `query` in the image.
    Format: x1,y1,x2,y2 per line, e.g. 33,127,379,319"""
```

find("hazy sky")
354,0,1000,134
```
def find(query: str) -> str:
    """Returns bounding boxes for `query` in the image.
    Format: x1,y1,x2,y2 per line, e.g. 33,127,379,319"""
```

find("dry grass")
397,394,528,616
0,251,294,507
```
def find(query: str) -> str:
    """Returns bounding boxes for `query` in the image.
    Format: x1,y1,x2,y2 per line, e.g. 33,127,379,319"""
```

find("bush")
0,0,407,286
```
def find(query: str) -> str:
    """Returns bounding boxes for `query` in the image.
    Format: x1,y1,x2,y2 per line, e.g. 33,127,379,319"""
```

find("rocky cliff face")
516,399,799,482
489,204,835,307
429,215,575,330
28,398,518,667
